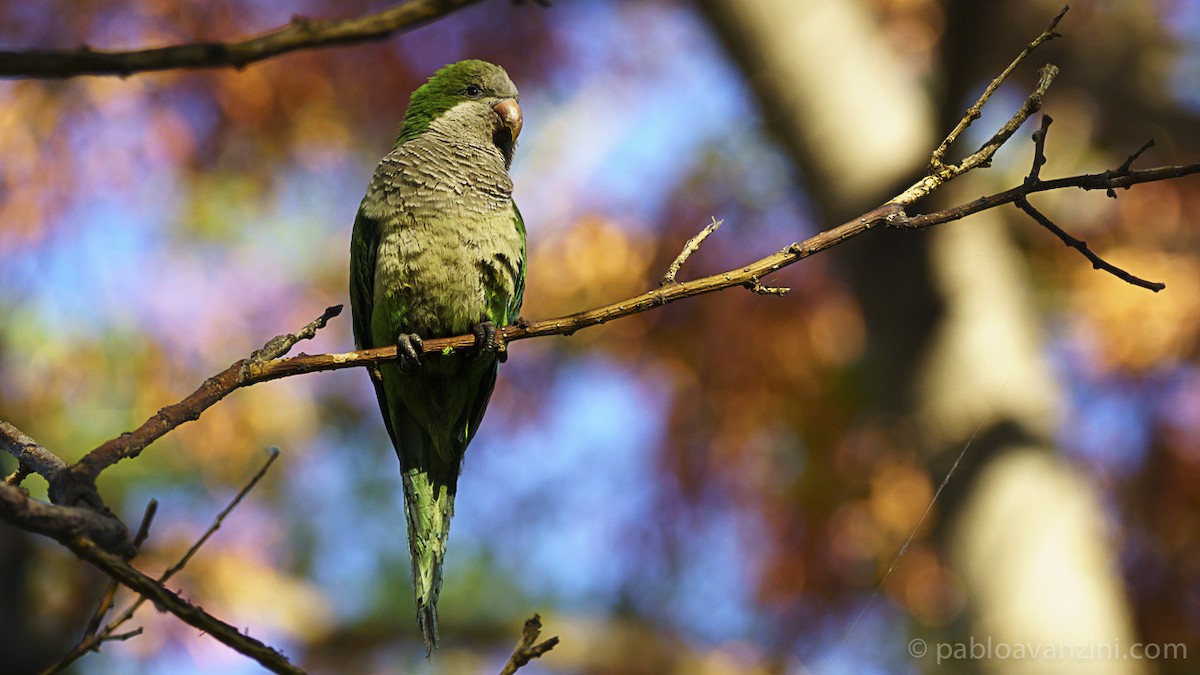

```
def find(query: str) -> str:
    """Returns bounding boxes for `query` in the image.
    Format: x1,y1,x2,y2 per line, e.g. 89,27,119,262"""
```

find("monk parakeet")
349,60,525,654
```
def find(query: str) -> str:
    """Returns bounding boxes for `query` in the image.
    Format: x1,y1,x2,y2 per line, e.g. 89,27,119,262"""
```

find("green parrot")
348,60,526,654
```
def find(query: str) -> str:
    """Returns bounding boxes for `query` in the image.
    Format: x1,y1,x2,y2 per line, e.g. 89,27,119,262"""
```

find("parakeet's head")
395,60,522,168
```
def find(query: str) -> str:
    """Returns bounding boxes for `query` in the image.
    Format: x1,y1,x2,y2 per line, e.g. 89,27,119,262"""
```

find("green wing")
350,205,402,450
507,202,526,323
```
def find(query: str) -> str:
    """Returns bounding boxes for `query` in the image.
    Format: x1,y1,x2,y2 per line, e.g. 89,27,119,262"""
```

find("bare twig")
499,614,559,675
1015,197,1165,291
77,497,158,643
132,500,159,548
43,450,286,674
80,500,157,639
66,537,304,674
160,447,280,583
930,4,1068,171
745,277,790,296
0,0,491,78
1118,139,1156,174
661,217,723,286
1026,115,1053,183
247,307,343,366
894,64,1058,205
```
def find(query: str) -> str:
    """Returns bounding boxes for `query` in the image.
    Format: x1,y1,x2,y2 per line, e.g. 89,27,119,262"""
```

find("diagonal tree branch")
49,147,1198,505
0,0,491,79
67,536,304,674
1015,196,1164,291
0,481,133,557
1,420,68,486
45,451,281,674
62,309,339,492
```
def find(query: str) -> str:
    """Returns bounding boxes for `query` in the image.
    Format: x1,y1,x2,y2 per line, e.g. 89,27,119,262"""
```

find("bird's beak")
493,99,523,141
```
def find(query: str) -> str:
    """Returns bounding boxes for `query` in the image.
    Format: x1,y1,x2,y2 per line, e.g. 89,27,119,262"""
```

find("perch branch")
58,146,1198,500
60,310,336,494
499,614,559,675
0,0,490,78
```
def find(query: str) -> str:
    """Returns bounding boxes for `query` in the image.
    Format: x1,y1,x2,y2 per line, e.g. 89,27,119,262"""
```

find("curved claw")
396,333,424,369
472,321,504,361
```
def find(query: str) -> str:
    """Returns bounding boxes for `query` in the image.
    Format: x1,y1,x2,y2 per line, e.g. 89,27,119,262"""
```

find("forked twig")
80,500,157,638
499,614,559,675
43,450,283,674
931,4,1068,171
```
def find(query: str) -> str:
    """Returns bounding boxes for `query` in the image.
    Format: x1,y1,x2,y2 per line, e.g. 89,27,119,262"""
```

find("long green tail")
401,466,455,655
382,355,497,655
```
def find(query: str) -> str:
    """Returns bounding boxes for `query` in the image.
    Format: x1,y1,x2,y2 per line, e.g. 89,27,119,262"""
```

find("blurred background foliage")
0,0,1199,673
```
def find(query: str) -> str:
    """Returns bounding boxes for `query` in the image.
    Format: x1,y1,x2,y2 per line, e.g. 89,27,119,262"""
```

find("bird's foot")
396,332,424,369
472,321,506,362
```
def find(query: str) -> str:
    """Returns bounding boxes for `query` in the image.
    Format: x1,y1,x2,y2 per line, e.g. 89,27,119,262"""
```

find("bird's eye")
465,84,483,97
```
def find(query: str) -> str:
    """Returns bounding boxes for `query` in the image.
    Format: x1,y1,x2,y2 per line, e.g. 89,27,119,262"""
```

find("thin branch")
1118,139,1156,173
499,614,559,675
0,0,490,79
103,628,144,643
66,536,304,674
132,499,159,548
930,4,1068,171
247,307,343,366
893,161,1200,233
744,277,790,296
893,64,1058,205
1015,197,1165,291
42,158,1195,509
41,145,1191,502
1026,115,1053,183
43,450,286,675
159,447,280,583
661,217,723,286
80,500,156,639
1,422,114,510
